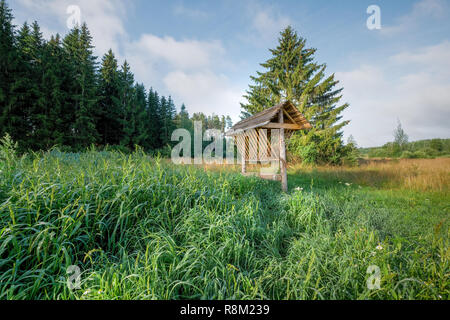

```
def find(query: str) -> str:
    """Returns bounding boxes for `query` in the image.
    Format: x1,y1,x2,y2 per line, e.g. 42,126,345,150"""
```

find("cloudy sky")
9,0,450,147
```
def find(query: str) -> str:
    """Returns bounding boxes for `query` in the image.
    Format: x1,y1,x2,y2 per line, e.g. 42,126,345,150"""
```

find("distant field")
359,138,450,159
0,149,448,300
296,158,450,192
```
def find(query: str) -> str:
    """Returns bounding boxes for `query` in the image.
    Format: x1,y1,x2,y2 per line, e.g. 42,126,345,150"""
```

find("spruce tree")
0,0,19,141
241,26,350,164
24,22,48,149
159,95,177,147
63,23,99,149
8,22,34,148
97,49,122,146
147,88,162,149
225,116,233,130
176,103,192,131
39,34,70,148
118,60,136,149
159,96,169,146
133,83,149,149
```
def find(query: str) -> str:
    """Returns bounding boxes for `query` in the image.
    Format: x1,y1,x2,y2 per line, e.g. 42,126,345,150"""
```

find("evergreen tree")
63,23,99,149
0,0,20,142
39,34,72,148
159,96,177,146
159,96,169,146
147,88,162,149
8,22,34,148
225,116,233,130
97,49,122,145
176,103,192,131
118,60,136,148
241,26,350,164
24,22,49,149
132,83,149,148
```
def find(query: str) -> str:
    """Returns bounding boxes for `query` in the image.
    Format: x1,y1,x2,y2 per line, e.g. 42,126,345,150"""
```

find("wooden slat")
262,123,303,130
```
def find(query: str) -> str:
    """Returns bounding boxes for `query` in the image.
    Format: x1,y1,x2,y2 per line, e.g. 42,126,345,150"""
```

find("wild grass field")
0,140,448,300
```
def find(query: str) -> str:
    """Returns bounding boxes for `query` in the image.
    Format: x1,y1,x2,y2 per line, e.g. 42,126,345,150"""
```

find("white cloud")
390,40,450,78
173,3,209,19
126,34,224,70
14,0,127,56
123,34,241,119
381,0,448,35
337,40,450,147
244,2,291,44
164,71,244,121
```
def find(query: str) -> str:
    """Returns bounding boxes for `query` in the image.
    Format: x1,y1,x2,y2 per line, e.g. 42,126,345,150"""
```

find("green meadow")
0,144,448,300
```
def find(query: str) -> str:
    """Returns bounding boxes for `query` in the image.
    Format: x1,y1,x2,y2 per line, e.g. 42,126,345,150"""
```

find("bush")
401,151,415,159
298,143,319,165
420,147,438,158
413,150,429,159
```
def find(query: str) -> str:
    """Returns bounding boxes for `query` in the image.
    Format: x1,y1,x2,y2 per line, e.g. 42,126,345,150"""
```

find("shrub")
401,151,415,159
298,142,319,165
413,150,429,159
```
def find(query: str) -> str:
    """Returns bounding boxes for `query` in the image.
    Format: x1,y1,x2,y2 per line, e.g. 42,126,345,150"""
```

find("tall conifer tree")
97,49,122,145
133,83,149,148
63,23,99,149
0,0,20,141
147,88,162,149
39,34,71,148
241,26,350,164
118,60,136,148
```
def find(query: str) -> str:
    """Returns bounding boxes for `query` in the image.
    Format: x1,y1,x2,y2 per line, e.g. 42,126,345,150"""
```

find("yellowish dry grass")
170,158,450,193
292,158,450,192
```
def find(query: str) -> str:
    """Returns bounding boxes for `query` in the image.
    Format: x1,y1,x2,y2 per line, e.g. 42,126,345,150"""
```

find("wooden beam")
241,144,246,174
283,109,297,124
279,110,288,192
262,122,302,130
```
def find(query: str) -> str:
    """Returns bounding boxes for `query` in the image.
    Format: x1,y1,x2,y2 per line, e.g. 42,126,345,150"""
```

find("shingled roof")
226,101,312,136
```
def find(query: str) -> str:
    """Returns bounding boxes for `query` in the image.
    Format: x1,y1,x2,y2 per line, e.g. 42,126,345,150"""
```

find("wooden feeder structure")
226,101,312,192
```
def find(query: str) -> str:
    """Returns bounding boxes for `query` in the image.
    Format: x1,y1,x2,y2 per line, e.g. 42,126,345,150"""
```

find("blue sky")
10,0,450,147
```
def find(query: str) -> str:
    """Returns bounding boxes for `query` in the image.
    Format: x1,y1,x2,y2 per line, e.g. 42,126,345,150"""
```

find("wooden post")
241,145,246,175
279,110,288,192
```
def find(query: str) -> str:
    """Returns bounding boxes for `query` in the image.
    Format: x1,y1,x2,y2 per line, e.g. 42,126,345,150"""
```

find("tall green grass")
0,141,448,299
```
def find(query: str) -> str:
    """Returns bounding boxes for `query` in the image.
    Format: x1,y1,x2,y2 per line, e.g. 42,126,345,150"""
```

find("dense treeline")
0,1,232,153
361,138,450,159
359,121,450,159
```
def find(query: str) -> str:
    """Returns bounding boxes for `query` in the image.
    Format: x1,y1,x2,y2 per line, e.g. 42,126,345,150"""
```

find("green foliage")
430,139,444,152
0,150,447,299
62,24,99,149
241,26,350,165
393,120,409,152
364,138,450,159
97,49,122,146
0,0,17,137
361,121,449,159
0,133,17,171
